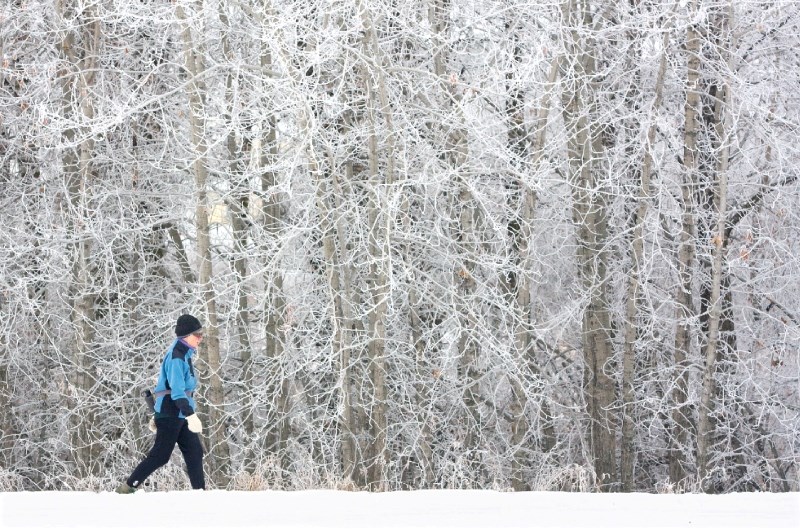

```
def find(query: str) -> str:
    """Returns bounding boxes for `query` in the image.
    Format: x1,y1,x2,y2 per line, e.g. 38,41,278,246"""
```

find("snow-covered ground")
1,490,798,529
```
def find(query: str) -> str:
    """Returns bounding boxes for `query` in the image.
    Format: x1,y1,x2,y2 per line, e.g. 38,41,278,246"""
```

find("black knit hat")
175,314,203,337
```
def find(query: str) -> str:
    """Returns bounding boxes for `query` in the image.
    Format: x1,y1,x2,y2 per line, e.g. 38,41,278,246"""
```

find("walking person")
116,314,206,493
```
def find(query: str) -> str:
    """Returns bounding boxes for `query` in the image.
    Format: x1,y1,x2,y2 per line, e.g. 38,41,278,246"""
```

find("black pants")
127,417,205,490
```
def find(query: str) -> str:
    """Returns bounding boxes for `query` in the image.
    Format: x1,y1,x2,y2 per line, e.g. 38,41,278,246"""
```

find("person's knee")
147,449,172,468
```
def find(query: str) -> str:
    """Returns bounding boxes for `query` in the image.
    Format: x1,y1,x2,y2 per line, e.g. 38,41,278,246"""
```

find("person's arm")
166,358,194,417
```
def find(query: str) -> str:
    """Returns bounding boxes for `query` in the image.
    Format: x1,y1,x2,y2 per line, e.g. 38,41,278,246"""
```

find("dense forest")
0,0,798,493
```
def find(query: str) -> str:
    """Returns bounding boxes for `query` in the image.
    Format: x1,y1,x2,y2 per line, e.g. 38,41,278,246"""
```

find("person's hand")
148,417,157,433
186,413,202,433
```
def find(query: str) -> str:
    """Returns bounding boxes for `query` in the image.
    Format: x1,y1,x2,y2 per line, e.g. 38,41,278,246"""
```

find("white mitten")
148,417,157,433
186,413,203,433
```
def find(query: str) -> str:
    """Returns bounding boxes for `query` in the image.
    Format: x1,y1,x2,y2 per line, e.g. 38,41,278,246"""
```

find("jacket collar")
177,338,196,355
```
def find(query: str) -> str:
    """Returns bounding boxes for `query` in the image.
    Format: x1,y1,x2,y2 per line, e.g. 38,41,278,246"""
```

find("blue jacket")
153,339,198,419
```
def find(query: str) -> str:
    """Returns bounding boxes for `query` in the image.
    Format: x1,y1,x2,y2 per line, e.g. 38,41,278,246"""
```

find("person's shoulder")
170,340,191,361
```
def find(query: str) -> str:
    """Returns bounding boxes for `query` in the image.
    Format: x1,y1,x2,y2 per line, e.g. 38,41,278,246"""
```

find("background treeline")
0,0,798,493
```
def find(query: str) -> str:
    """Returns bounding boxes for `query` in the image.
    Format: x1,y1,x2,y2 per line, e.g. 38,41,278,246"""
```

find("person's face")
184,331,203,349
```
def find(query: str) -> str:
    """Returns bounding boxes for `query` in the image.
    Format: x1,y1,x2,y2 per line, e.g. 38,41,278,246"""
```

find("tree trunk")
697,5,733,491
620,22,672,492
454,183,482,474
561,0,617,491
503,43,561,490
217,3,256,475
308,134,364,486
358,0,396,490
428,0,486,485
670,0,702,488
176,1,230,487
56,0,102,478
259,87,291,482
0,361,13,470
254,0,294,479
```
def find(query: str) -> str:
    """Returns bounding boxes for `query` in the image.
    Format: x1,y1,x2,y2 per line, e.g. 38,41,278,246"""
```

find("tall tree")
176,0,230,486
56,0,102,478
560,0,618,490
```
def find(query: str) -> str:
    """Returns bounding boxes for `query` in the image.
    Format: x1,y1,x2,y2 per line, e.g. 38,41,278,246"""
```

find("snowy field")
1,490,797,530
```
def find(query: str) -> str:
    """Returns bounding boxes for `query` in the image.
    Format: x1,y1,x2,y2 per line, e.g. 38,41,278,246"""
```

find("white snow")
1,490,798,530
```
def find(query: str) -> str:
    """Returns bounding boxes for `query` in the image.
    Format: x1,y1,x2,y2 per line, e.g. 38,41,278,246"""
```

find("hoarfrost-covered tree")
0,0,797,493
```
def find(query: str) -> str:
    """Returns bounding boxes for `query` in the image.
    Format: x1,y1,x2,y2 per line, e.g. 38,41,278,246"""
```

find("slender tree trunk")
364,182,390,491
357,0,396,490
0,179,7,462
697,5,733,491
428,0,485,484
503,27,532,491
670,0,702,488
56,0,102,478
0,336,16,469
176,1,230,486
620,22,672,491
504,44,561,490
218,4,256,475
309,134,363,486
526,57,561,462
260,98,291,480
253,0,293,477
561,0,617,491
454,183,482,472
408,281,436,488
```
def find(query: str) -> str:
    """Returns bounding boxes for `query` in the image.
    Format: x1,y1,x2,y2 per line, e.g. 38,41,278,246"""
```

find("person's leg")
126,417,183,488
176,421,205,490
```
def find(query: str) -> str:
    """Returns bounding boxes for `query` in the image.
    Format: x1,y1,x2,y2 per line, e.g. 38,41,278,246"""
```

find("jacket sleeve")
166,358,195,417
